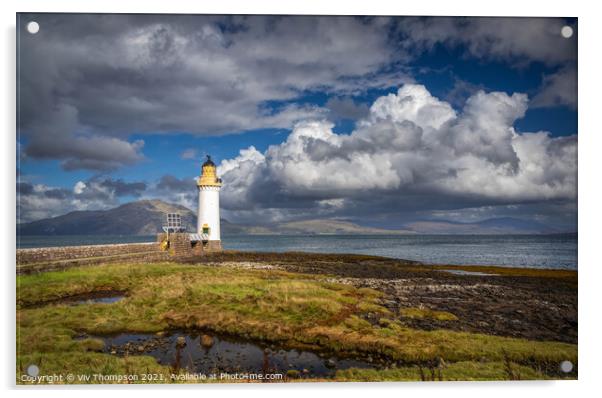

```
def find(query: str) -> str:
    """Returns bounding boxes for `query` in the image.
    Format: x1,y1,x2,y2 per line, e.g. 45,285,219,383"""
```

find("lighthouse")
196,155,223,251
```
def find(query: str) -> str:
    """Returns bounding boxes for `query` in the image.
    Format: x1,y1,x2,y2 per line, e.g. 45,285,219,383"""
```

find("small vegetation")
16,262,577,383
335,360,550,381
399,307,459,321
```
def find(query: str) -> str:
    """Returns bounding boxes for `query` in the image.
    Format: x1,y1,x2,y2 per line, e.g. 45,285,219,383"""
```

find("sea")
16,233,577,270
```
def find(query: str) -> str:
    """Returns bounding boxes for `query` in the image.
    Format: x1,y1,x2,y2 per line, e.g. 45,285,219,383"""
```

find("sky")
16,14,577,230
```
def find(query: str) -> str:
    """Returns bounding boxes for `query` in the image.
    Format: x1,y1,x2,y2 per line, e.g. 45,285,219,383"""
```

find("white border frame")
3,1,599,397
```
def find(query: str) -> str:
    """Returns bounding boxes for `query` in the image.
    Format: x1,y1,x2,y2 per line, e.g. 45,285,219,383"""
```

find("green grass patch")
335,360,554,381
400,307,459,321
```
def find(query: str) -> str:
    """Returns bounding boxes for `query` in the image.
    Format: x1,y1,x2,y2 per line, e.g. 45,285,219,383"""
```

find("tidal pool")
441,269,496,276
100,331,377,378
71,294,125,305
24,291,126,308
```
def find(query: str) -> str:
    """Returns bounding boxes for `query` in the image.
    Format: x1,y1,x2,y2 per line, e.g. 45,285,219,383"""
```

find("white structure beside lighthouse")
196,155,222,251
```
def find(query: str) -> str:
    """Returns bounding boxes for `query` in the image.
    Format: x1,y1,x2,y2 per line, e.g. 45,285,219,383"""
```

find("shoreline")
16,246,578,275
194,250,578,277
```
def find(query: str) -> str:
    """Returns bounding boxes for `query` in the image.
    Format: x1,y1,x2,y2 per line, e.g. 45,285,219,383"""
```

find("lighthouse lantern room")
196,155,223,251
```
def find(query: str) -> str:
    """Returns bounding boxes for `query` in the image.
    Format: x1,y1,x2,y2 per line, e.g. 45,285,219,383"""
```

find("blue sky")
17,15,577,230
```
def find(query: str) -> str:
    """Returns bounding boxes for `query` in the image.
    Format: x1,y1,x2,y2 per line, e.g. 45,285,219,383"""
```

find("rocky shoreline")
328,275,577,344
189,251,577,344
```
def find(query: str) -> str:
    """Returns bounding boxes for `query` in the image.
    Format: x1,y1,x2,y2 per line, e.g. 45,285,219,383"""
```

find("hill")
275,219,412,234
17,200,197,235
404,217,560,234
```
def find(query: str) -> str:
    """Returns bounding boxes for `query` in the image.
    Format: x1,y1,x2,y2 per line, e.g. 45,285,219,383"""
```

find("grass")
399,307,459,321
16,262,577,383
335,360,550,381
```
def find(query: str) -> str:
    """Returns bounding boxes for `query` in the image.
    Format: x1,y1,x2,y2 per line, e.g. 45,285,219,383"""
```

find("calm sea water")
17,233,577,270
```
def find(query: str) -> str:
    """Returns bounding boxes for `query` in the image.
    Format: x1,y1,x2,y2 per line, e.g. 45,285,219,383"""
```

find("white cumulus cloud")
217,84,576,223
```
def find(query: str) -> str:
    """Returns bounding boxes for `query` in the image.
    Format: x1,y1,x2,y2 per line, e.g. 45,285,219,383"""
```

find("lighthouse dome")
202,155,216,168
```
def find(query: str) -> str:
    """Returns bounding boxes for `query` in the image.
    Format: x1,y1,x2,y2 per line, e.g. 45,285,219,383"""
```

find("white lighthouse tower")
196,155,222,251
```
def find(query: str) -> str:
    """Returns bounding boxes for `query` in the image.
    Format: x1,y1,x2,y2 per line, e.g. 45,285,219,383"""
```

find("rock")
137,345,145,352
176,336,187,347
325,359,337,368
155,331,166,337
200,334,214,348
302,368,309,374
110,350,117,355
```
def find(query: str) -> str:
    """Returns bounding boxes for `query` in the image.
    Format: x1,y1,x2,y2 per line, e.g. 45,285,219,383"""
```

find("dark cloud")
531,66,578,110
44,188,70,200
156,175,196,192
326,97,370,121
444,78,487,108
17,182,34,196
97,178,147,197
21,104,145,171
398,17,576,67
18,14,397,171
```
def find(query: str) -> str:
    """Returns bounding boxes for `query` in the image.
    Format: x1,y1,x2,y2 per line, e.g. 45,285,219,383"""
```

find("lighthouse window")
203,226,210,234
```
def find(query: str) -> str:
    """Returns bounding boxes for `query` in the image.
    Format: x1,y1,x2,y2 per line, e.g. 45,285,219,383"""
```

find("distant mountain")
274,219,413,235
17,200,197,236
403,217,561,235
16,200,411,236
17,199,271,236
17,201,563,236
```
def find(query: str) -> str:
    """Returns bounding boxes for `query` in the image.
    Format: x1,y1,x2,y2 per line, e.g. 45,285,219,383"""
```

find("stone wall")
17,235,223,275
157,233,204,256
204,240,222,252
17,242,159,264
16,242,169,275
